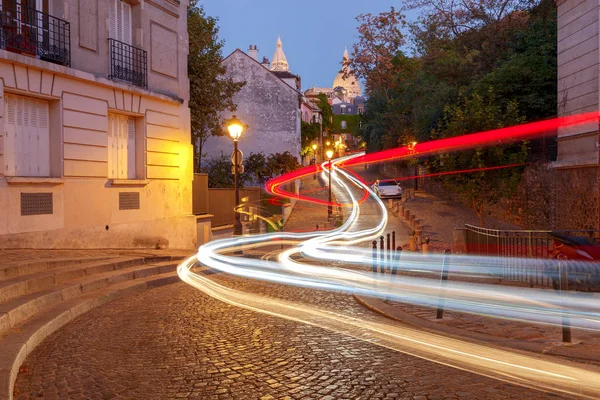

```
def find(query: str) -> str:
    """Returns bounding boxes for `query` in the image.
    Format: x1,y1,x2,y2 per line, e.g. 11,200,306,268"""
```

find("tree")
243,152,270,186
431,89,527,225
349,7,407,97
266,152,301,177
188,1,244,172
315,93,333,130
203,155,237,188
301,121,320,156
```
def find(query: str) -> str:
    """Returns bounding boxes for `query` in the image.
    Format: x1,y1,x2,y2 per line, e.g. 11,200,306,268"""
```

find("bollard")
379,236,385,273
558,255,571,343
392,231,396,252
422,243,429,254
392,246,402,276
388,199,393,209
316,224,319,231
415,228,423,245
404,209,410,220
386,233,391,270
399,206,404,217
372,240,378,275
436,249,452,319
409,214,415,228
409,236,417,251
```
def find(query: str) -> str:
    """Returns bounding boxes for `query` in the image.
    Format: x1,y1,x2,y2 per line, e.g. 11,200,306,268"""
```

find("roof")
222,49,300,96
271,70,298,79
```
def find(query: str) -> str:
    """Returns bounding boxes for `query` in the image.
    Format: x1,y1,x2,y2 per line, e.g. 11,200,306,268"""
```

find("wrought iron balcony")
0,1,70,66
108,38,147,88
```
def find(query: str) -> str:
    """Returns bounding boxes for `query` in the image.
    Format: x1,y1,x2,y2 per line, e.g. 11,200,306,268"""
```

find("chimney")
261,56,270,68
248,45,258,61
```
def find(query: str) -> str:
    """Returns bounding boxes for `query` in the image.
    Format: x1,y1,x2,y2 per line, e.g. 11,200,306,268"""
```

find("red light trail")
266,112,598,206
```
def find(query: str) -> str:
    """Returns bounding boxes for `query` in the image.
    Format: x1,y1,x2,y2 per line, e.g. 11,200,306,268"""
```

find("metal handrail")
108,38,147,88
0,1,70,66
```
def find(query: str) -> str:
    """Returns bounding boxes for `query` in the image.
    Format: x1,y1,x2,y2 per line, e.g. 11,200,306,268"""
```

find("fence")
464,224,600,287
207,188,261,227
192,174,208,215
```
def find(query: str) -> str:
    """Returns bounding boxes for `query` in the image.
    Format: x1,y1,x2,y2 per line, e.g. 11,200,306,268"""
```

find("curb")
353,294,600,363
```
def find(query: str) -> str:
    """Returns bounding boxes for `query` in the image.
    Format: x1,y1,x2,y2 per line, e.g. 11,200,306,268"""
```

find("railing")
464,224,600,287
0,1,70,66
108,38,147,88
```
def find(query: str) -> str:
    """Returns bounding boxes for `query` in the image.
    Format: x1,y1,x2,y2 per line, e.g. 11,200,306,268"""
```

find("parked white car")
371,180,403,198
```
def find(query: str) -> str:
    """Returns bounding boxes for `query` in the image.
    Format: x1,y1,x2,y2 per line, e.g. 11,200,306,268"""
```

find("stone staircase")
0,253,191,400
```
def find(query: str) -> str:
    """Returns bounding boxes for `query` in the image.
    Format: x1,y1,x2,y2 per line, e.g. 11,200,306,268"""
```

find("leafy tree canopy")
188,1,245,171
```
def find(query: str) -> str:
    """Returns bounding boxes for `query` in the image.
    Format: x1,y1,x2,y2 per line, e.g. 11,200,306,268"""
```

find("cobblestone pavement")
14,277,574,400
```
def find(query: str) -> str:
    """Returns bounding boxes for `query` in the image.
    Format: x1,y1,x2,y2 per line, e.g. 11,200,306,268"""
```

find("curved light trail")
179,116,600,397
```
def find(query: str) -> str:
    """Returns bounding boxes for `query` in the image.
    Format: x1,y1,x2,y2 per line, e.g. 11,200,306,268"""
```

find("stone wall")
203,50,301,163
555,166,598,230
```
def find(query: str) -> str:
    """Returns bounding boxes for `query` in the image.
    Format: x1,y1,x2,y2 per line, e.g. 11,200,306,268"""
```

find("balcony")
108,38,147,88
0,2,70,67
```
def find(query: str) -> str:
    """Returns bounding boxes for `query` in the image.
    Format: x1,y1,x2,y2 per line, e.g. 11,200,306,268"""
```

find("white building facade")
0,0,195,248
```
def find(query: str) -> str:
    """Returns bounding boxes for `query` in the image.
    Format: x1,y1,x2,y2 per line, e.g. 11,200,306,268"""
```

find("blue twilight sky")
202,0,418,91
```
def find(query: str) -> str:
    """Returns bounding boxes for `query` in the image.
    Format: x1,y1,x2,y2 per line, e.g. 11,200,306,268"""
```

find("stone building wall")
202,50,301,163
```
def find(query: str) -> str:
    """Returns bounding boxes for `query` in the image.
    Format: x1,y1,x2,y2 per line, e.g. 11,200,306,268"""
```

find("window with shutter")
108,113,136,180
3,94,50,177
109,0,132,45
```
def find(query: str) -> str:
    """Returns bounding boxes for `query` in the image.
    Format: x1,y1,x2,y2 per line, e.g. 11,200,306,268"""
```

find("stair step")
0,256,119,282
0,261,179,338
0,269,191,400
0,257,145,305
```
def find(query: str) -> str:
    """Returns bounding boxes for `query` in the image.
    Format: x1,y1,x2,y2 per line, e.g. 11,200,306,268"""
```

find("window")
108,113,136,179
340,105,346,115
4,94,50,177
109,0,132,45
340,120,347,130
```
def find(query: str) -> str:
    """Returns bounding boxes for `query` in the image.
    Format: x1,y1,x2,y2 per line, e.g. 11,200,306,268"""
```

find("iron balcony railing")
108,38,147,88
0,1,70,66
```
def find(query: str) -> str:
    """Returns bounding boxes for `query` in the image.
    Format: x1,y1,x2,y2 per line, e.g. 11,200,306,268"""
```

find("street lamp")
410,141,418,191
228,115,244,238
326,149,334,217
312,143,318,179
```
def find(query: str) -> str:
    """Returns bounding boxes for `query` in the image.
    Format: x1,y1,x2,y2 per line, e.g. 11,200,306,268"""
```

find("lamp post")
410,141,418,191
228,115,244,237
326,149,334,217
312,143,318,179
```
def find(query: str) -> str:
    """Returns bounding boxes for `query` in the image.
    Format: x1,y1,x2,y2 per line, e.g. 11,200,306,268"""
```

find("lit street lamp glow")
228,115,244,240
228,115,243,141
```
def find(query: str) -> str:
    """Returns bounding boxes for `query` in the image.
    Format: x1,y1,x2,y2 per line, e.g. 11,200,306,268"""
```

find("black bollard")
392,246,402,276
379,236,385,274
558,255,571,343
392,231,396,253
372,241,378,275
387,233,391,271
436,249,451,319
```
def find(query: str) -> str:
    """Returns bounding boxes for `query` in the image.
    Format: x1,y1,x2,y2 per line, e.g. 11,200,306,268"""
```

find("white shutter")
109,0,117,40
4,94,50,177
121,1,132,45
110,0,132,44
36,100,50,176
4,96,16,176
127,117,135,179
108,114,118,178
118,115,127,179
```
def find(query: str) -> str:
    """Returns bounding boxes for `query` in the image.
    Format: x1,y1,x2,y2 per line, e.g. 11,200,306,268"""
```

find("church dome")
332,47,361,98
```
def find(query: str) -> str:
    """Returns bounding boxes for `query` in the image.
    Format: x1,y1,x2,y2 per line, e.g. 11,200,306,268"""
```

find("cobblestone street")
14,277,573,400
